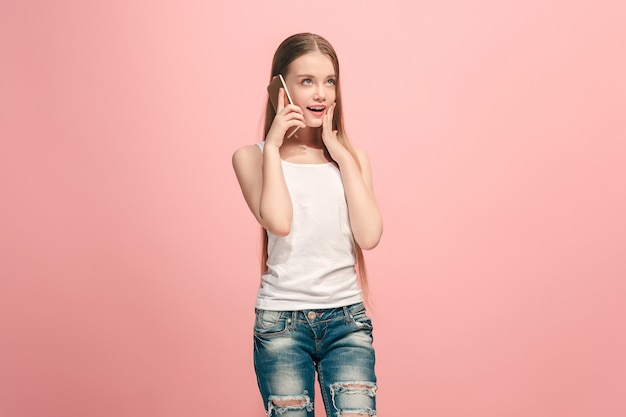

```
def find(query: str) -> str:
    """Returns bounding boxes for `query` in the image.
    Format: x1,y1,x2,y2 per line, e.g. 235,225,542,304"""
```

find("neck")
290,126,323,147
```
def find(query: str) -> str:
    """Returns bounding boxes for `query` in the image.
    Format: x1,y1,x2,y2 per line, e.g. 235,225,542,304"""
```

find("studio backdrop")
1,1,625,416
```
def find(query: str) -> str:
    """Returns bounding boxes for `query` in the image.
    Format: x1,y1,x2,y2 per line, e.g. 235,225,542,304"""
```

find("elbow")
354,221,383,250
259,214,292,237
269,223,291,237
355,229,383,250
259,202,292,237
358,235,381,251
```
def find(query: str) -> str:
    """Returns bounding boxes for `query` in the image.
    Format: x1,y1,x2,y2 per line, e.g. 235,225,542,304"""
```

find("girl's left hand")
322,103,350,164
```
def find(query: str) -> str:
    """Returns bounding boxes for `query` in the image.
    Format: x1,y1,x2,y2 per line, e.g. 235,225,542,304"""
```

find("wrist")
263,143,283,161
263,141,281,152
330,148,353,167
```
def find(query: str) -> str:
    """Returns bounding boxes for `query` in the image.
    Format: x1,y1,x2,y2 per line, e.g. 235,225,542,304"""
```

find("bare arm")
232,88,306,236
336,148,383,250
321,103,383,250
232,144,293,236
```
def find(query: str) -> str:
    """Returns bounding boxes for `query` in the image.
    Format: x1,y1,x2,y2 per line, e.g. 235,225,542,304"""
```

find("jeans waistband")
256,302,365,322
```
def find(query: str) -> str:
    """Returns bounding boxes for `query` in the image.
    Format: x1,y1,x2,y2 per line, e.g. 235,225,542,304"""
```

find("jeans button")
307,311,316,320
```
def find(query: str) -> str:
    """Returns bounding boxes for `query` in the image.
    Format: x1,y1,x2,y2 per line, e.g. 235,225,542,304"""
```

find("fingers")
276,105,306,135
323,103,336,133
284,112,306,126
276,88,285,112
277,90,303,117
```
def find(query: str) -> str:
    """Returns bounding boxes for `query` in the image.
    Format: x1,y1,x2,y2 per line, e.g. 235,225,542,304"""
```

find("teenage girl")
232,33,383,417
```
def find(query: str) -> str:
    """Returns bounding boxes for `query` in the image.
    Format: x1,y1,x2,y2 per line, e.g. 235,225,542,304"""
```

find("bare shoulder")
232,144,262,171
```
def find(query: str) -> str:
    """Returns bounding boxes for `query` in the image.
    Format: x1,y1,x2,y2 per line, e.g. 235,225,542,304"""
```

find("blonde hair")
261,33,370,300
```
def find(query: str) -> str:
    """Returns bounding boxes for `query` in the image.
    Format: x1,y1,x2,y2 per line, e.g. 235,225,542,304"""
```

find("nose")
313,83,326,101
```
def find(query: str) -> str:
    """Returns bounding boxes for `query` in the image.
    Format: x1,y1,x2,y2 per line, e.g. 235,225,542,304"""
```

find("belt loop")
291,311,297,330
343,305,350,323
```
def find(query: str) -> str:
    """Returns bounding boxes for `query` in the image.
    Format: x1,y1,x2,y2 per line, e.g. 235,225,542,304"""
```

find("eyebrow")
296,74,336,79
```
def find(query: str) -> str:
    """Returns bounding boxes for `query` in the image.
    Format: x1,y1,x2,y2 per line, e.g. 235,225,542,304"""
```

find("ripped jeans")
253,302,377,417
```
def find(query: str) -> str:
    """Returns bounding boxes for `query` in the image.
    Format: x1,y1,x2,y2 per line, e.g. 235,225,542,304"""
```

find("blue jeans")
253,302,377,417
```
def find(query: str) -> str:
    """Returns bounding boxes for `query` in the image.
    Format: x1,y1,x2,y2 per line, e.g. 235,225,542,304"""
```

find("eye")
301,78,313,85
327,79,336,86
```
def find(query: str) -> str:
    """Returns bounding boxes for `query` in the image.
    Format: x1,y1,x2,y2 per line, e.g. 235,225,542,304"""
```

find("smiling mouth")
307,106,325,113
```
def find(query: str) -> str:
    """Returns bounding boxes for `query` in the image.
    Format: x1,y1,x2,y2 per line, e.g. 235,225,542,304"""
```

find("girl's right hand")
265,88,306,148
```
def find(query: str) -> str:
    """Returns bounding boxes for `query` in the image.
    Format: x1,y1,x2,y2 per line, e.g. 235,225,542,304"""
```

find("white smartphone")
267,74,300,138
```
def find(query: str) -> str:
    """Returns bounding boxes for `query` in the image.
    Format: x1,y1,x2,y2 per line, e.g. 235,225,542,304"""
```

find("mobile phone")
267,74,300,138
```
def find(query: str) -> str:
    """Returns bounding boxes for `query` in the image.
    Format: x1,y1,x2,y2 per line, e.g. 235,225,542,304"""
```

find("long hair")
261,33,370,299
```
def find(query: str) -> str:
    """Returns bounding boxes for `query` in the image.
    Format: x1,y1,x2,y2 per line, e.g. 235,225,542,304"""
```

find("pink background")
2,1,625,416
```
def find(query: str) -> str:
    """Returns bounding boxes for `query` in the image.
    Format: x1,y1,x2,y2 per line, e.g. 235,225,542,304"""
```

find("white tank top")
255,142,362,310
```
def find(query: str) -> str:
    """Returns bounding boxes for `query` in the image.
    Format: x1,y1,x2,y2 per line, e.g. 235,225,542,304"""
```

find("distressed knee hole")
272,398,307,407
330,381,377,397
343,383,372,390
267,394,313,416
330,381,377,417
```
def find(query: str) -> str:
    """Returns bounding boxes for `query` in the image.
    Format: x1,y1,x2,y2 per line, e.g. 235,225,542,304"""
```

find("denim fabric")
253,302,377,417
